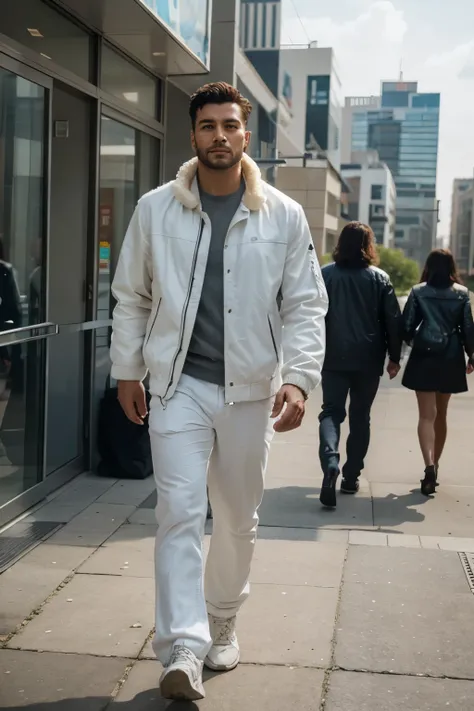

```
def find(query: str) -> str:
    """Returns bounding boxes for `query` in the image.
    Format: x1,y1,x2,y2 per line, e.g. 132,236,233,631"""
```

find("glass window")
94,116,160,435
101,45,158,118
371,185,383,200
0,68,47,505
2,0,91,80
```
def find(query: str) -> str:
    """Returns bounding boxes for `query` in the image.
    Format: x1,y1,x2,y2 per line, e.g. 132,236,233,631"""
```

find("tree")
377,246,419,295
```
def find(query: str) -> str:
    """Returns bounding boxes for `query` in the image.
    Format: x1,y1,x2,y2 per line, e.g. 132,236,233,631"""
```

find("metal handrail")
0,319,113,347
0,322,58,347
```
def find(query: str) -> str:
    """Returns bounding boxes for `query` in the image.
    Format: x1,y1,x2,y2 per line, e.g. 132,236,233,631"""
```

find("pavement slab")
140,582,338,667
250,539,346,588
0,649,127,709
0,544,93,635
114,660,325,710
45,503,136,547
95,478,156,507
325,670,474,711
79,525,156,578
258,477,374,530
239,583,338,667
336,546,474,679
257,526,349,544
7,573,154,658
372,483,474,537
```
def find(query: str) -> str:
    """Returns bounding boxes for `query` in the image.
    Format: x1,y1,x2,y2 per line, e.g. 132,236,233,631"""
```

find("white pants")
149,374,275,663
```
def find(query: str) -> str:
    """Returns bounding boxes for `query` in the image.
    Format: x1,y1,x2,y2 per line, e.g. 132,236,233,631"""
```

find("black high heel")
421,466,436,496
435,464,440,487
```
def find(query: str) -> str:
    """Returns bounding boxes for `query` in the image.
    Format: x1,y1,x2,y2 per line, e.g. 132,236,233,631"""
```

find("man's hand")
117,380,147,425
272,384,306,433
386,360,401,380
467,362,474,375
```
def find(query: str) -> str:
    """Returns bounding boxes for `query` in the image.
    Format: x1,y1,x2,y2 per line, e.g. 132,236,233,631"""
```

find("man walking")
319,222,402,508
110,82,327,700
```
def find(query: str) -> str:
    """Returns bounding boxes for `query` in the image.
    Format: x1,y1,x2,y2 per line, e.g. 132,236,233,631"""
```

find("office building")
342,81,440,264
276,45,342,169
450,179,474,275
342,151,396,248
276,158,347,257
0,0,286,529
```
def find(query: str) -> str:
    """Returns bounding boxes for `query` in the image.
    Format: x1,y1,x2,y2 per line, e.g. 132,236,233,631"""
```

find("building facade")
0,0,288,528
450,179,474,275
277,45,342,169
276,159,345,257
342,154,396,248
342,81,440,265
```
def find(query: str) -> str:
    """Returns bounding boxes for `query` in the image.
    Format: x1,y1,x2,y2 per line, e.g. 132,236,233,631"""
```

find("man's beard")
196,146,243,171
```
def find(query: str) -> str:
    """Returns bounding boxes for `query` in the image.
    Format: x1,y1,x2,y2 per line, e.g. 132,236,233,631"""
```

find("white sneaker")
159,645,205,700
205,615,240,671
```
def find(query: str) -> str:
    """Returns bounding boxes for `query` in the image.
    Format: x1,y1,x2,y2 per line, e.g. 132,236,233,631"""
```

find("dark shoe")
341,478,360,494
434,464,440,487
421,466,436,497
320,469,339,508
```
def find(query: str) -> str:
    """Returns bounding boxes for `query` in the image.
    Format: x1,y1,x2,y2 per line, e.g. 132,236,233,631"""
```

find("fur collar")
171,153,266,211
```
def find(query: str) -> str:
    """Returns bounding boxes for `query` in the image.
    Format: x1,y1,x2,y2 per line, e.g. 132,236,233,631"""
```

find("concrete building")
341,152,396,248
276,45,342,169
450,179,474,275
276,159,345,257
342,81,441,265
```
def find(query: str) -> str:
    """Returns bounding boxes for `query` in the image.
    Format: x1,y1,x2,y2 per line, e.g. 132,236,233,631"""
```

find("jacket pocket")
267,314,279,365
145,298,162,346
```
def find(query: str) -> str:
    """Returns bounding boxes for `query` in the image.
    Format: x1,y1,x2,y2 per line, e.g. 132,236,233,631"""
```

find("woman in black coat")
402,249,474,496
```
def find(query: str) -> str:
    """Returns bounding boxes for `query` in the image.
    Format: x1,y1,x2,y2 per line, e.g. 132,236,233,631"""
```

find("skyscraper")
342,81,440,265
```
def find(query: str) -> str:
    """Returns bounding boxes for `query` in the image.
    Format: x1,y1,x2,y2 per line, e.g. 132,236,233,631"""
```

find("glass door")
0,59,52,519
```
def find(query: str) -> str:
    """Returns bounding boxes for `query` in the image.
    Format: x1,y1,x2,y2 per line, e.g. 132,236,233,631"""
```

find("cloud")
425,40,474,79
282,1,407,95
282,1,407,47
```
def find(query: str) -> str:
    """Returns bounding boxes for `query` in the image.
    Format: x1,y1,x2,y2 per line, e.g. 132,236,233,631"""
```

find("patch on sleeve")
308,242,317,274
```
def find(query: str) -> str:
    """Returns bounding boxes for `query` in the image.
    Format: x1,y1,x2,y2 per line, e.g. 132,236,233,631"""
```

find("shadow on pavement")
256,484,427,540
2,694,199,710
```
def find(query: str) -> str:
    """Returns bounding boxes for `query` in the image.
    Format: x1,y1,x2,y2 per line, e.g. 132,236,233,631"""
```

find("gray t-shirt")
183,182,245,385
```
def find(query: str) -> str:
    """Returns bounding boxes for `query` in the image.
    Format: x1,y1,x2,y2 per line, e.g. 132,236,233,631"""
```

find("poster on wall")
140,0,210,65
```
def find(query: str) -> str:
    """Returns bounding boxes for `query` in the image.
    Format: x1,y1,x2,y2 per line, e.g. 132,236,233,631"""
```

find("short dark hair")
421,248,462,288
333,222,378,268
189,82,252,129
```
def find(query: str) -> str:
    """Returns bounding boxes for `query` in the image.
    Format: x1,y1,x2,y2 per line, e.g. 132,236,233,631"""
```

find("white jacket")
111,154,328,404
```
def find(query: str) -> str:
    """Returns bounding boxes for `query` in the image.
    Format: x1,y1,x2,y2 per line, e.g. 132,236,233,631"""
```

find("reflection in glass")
93,116,159,464
0,69,46,506
101,45,158,117
1,0,91,81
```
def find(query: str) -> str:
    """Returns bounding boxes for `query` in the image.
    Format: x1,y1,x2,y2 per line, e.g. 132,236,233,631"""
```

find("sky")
281,0,474,238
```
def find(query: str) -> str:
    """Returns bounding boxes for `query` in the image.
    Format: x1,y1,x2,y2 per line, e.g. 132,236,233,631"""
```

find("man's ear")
245,130,251,150
190,130,196,152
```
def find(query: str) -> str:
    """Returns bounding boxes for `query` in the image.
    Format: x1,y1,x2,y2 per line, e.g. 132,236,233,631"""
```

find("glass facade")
350,83,440,263
0,69,47,506
0,0,167,525
100,45,159,118
93,116,160,464
1,0,92,81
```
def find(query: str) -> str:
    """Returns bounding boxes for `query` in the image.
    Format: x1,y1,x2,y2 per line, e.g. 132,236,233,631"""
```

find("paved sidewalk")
1,375,474,709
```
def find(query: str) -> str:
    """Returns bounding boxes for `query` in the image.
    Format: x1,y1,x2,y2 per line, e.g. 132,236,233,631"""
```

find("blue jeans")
319,370,380,480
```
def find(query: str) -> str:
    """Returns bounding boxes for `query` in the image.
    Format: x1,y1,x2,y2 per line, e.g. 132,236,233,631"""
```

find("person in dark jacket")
402,249,474,496
319,222,402,508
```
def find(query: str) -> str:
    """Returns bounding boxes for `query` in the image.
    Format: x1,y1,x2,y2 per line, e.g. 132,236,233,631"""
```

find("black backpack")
97,387,153,479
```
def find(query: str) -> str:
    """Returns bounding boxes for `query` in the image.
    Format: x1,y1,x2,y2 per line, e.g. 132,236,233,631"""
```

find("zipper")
267,315,279,364
162,219,205,402
145,298,162,346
